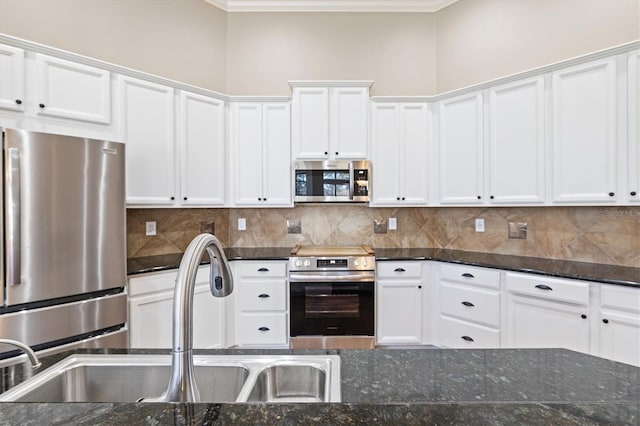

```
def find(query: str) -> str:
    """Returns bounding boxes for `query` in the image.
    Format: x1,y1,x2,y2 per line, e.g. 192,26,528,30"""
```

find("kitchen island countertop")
0,347,638,424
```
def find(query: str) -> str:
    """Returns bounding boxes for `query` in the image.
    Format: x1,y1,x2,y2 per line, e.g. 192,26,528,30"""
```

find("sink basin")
0,354,341,403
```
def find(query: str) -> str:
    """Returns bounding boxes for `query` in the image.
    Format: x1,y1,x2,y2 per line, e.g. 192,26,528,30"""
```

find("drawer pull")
461,301,475,307
394,268,406,272
258,327,270,332
534,284,553,291
461,273,474,278
461,336,474,342
257,268,270,272
581,314,587,319
602,319,609,324
258,293,270,298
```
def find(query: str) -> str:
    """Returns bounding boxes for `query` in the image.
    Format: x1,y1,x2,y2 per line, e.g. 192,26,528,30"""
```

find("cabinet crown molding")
288,80,374,88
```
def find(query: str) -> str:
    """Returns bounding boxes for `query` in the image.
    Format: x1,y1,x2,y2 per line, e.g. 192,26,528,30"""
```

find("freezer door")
3,129,126,305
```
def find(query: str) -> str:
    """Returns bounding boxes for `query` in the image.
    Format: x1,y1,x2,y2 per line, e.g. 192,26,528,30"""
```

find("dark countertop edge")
128,248,639,287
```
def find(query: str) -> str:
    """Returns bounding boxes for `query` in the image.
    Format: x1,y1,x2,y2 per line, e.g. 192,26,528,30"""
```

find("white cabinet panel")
0,44,24,112
178,91,225,206
34,54,111,124
329,86,369,159
440,316,500,348
262,102,292,206
551,58,617,202
371,103,401,204
401,103,430,204
231,102,262,205
488,77,545,203
628,50,640,202
292,87,329,159
120,76,175,205
598,311,640,366
440,282,500,328
438,92,484,204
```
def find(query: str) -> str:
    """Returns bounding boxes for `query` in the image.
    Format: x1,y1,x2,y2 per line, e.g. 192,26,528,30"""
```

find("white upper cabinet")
178,91,226,206
488,77,545,204
550,58,618,203
438,92,484,204
120,75,175,206
371,102,429,205
291,83,370,160
231,101,292,207
34,53,111,124
0,44,24,112
628,50,640,202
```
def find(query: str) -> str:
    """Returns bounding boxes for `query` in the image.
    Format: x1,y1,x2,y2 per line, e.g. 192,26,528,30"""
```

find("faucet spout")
0,339,41,369
148,233,233,403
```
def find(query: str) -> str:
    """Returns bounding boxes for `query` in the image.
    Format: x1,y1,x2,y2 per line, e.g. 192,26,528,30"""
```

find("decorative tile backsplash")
127,206,640,267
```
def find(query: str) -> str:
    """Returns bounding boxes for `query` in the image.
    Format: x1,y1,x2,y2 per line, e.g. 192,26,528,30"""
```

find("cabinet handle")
396,197,400,201
602,319,609,324
335,152,339,156
461,336,474,342
534,284,553,291
581,314,587,319
258,293,270,298
490,195,494,199
170,196,175,201
183,197,187,201
418,285,422,289
631,191,637,196
263,198,267,202
461,273,474,278
401,197,405,201
608,192,615,197
39,103,45,108
461,301,475,307
394,268,406,272
477,196,481,200
257,267,270,272
258,327,270,332
258,197,262,201
15,99,22,105
324,151,328,155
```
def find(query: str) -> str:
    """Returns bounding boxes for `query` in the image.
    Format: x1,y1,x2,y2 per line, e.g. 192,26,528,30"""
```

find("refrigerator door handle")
7,147,21,286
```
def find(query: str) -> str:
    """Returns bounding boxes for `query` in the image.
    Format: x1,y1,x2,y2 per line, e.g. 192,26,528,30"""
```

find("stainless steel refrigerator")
0,128,127,360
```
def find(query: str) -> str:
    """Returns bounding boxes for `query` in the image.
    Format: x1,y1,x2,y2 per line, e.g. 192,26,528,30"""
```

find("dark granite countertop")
1,347,639,424
128,247,639,287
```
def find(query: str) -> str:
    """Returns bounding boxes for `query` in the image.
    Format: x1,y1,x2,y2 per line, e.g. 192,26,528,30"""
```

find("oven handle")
289,272,375,283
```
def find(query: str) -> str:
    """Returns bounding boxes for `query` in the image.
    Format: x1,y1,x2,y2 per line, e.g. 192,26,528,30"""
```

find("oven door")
289,271,374,336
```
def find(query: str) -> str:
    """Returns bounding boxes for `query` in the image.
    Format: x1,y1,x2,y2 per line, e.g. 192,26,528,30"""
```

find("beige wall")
226,12,436,96
435,0,640,93
0,0,227,92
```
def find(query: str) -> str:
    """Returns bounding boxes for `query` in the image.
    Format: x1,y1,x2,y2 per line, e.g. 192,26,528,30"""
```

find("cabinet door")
330,86,368,159
129,288,174,348
505,294,590,354
488,77,545,203
370,102,401,205
178,91,225,206
0,44,24,112
376,280,423,345
400,103,429,204
628,50,640,202
262,103,292,206
598,311,640,366
438,92,484,204
551,58,617,202
34,54,111,124
292,87,329,159
231,102,263,205
120,76,175,205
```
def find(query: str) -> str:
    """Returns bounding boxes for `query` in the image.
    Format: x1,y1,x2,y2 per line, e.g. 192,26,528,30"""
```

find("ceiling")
204,0,459,12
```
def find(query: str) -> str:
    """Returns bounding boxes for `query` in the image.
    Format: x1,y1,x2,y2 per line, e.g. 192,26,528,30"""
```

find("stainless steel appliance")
0,128,127,361
294,160,370,203
289,245,375,349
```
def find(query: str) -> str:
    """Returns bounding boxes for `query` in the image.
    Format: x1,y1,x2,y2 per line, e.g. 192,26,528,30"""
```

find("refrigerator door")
3,129,126,305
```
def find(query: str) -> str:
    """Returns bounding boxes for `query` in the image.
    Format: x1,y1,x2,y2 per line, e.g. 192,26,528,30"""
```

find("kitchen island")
1,347,638,424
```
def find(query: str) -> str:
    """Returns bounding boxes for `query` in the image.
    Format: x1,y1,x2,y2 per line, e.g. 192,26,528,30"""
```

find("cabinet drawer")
440,316,499,348
506,272,589,305
237,313,288,345
377,262,423,279
440,264,500,289
236,281,287,311
601,284,640,314
440,283,500,327
235,261,287,278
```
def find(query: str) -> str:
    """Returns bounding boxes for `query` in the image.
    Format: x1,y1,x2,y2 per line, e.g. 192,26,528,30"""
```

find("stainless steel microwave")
294,160,371,203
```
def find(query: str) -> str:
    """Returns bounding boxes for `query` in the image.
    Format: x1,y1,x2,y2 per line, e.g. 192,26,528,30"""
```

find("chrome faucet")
0,339,41,369
146,233,233,403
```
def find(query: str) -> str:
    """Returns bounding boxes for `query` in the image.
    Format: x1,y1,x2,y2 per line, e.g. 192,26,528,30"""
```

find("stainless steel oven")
288,246,375,349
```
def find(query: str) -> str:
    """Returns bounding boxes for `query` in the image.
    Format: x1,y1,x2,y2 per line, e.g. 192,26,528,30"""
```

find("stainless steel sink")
0,354,341,403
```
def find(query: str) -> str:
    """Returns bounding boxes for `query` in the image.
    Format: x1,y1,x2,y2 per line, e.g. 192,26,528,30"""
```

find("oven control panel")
289,256,375,272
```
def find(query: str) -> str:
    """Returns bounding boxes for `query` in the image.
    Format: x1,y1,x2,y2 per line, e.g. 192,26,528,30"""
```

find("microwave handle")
349,162,354,200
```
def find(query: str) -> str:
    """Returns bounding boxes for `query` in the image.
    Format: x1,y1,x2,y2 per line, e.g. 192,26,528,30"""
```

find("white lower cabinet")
232,261,289,347
597,284,640,366
128,266,226,349
504,272,591,354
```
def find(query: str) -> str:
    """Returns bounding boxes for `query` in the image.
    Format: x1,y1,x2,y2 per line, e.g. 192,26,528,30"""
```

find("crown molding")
204,0,458,13
289,80,374,88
